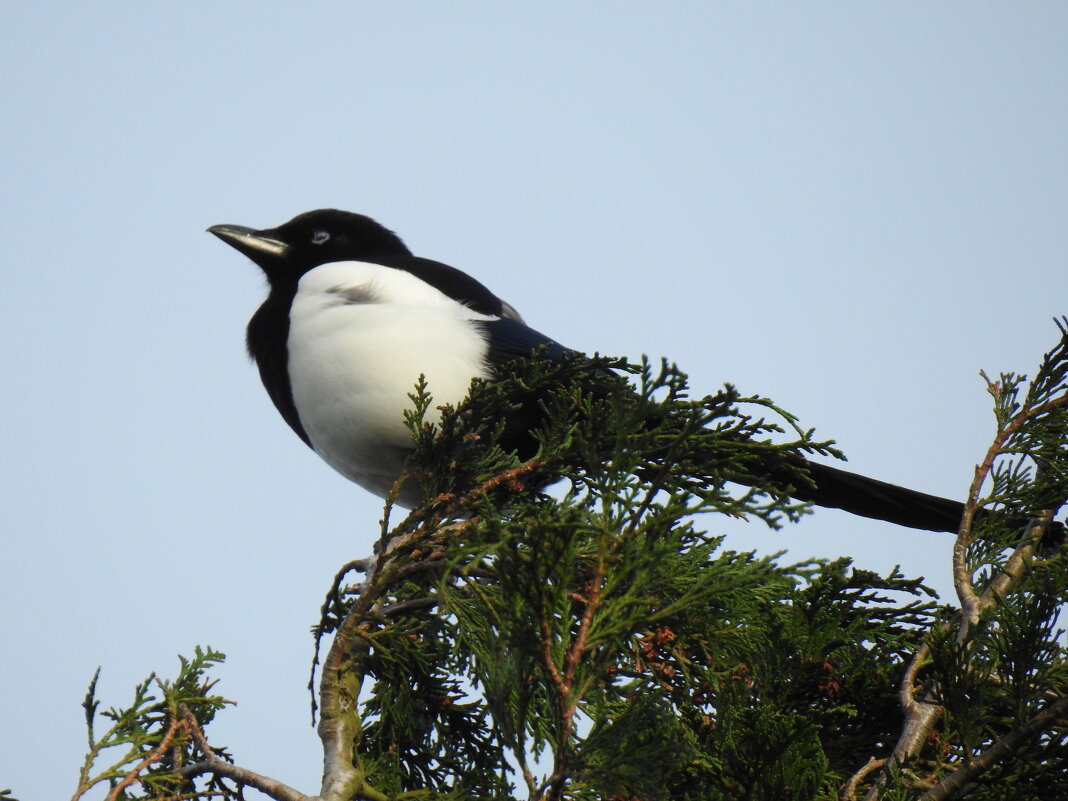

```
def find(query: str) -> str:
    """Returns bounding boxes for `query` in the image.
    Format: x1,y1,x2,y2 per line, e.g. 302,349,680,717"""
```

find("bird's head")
208,209,411,285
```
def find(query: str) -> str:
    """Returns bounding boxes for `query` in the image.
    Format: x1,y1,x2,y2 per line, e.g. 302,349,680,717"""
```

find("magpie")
207,209,987,531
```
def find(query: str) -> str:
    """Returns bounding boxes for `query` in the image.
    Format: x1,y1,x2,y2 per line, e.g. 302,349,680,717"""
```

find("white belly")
286,261,495,504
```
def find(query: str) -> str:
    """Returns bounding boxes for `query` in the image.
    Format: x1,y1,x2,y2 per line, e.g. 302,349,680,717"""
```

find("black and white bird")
209,209,974,531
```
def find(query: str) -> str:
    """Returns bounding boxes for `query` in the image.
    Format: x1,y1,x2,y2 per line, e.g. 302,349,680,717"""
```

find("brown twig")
179,704,217,759
536,590,570,800
98,716,183,801
564,562,606,704
842,756,886,801
949,383,1052,635
177,760,310,801
178,705,310,801
542,539,610,801
309,557,385,723
92,703,312,801
447,458,555,519
539,614,568,697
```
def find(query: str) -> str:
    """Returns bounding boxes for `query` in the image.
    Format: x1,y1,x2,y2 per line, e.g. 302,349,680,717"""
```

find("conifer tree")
64,320,1068,801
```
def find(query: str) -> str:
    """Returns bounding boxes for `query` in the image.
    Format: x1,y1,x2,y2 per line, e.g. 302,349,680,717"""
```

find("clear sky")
2,3,1066,799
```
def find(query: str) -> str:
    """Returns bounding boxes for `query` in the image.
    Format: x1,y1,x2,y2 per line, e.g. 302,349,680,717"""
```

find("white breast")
286,260,496,504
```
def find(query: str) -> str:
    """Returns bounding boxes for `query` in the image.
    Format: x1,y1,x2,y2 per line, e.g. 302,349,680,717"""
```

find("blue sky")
3,3,1066,798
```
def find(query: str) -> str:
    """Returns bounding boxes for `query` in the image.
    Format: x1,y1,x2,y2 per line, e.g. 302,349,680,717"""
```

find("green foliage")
64,321,1068,801
978,323,1068,531
71,647,234,801
922,561,1068,797
319,354,945,800
337,326,1067,800
888,320,1068,799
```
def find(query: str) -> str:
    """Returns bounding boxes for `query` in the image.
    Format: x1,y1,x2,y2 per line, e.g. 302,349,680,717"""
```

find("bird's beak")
207,224,291,266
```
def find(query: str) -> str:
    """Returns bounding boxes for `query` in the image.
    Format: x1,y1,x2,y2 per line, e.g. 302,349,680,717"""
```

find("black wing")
478,317,576,371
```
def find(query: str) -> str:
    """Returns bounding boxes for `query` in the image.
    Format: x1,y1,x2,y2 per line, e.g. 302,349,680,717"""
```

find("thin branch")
309,558,381,723
443,459,555,520
897,640,933,715
563,551,606,693
857,364,1068,801
544,533,610,801
951,487,982,637
93,704,313,801
93,716,183,801
842,756,886,801
950,403,1056,637
917,695,1068,801
863,517,1053,801
178,760,311,801
981,516,1048,606
884,617,967,778
950,372,1044,634
518,759,539,801
539,614,567,696
178,705,216,759
537,608,569,801
182,704,308,801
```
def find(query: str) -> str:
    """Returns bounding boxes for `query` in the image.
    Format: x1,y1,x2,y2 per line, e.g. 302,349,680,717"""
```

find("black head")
208,209,412,285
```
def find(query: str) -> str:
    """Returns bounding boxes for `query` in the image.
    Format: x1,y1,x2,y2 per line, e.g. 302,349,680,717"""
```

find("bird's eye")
311,230,331,245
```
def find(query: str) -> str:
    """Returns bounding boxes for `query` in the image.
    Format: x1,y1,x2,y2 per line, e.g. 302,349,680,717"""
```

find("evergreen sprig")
60,321,1068,801
859,319,1068,801
71,647,234,801
319,352,960,800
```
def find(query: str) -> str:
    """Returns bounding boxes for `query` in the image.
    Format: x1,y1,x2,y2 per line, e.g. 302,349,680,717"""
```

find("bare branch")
178,759,312,801
96,716,183,801
842,756,886,801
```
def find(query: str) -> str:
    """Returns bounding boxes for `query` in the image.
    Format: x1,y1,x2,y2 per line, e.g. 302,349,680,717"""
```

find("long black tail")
784,458,966,533
774,457,1064,541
